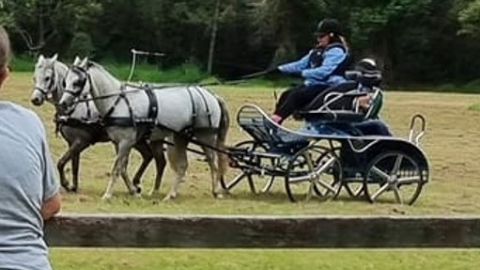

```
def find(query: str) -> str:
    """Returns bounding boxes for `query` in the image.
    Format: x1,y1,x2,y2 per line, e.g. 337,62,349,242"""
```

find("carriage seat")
294,58,384,123
294,81,384,124
295,59,391,137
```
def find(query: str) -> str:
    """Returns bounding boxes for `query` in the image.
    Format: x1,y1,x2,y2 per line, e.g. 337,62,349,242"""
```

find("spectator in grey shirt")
0,26,61,270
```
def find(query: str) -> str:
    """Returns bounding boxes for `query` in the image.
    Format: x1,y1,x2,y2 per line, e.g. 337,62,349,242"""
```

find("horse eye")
45,76,51,82
73,79,85,88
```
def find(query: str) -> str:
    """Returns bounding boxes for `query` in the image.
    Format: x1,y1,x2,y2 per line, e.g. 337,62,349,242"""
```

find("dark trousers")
274,84,329,120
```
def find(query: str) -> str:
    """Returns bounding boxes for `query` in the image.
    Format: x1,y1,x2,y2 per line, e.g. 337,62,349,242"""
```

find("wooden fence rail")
44,214,480,248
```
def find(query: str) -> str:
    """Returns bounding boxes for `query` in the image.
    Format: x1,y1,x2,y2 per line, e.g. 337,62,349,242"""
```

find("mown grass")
468,103,480,111
49,248,480,270
8,71,480,269
7,72,480,215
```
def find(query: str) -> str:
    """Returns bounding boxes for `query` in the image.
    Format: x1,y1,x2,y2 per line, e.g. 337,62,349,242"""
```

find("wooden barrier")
44,214,480,248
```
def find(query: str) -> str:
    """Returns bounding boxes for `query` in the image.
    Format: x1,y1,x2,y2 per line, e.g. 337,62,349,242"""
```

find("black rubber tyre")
363,151,424,205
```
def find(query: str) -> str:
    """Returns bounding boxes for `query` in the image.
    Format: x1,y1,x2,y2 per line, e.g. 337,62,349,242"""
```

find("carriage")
222,68,430,205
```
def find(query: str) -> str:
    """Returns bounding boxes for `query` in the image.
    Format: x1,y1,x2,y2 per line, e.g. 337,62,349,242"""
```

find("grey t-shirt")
0,101,59,270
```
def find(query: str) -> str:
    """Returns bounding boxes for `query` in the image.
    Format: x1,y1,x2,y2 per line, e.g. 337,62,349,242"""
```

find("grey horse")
58,57,230,201
30,54,166,193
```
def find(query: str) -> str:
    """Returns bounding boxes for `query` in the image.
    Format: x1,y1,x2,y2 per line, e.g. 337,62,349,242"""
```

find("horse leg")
202,146,222,198
119,148,139,196
57,144,71,192
198,134,226,199
102,140,136,200
163,135,189,201
58,140,89,193
131,139,154,193
70,152,80,193
70,139,93,192
148,140,167,196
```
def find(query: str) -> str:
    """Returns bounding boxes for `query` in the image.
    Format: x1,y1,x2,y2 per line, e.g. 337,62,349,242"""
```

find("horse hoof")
149,190,159,197
101,194,112,201
69,186,78,193
135,186,142,194
162,194,176,202
61,183,72,192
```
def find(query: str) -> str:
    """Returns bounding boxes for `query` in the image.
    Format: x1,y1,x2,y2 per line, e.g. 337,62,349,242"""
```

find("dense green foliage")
2,0,480,87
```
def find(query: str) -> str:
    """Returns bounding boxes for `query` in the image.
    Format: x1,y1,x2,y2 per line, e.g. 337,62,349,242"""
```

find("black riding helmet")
354,58,382,87
315,18,342,37
355,58,379,74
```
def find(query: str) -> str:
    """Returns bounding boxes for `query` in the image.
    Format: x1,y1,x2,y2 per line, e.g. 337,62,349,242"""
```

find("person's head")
314,18,344,48
0,26,11,87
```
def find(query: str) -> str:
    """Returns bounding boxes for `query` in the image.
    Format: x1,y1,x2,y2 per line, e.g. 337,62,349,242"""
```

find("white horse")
58,57,230,201
30,54,165,194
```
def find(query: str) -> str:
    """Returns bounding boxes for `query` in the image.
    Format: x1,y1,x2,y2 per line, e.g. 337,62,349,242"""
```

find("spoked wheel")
343,175,365,199
325,145,365,199
222,140,277,194
364,151,425,205
284,145,342,203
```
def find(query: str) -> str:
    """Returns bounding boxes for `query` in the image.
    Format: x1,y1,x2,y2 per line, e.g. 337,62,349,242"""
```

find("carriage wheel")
343,177,365,198
320,145,365,199
364,151,425,205
285,145,342,203
221,140,277,194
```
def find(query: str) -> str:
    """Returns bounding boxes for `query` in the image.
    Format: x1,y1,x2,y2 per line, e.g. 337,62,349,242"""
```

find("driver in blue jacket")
270,18,351,124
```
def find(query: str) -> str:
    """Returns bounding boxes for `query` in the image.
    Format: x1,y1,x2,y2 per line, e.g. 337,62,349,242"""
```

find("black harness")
65,65,216,140
34,65,100,137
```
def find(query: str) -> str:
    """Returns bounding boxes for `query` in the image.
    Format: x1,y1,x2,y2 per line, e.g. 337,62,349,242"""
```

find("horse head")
58,57,91,112
59,57,123,116
30,53,67,106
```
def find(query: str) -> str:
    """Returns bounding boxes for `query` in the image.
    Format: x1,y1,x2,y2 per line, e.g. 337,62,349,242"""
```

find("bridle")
63,65,90,99
33,65,58,103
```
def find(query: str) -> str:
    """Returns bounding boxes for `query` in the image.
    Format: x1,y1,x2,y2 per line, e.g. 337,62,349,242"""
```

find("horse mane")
87,60,122,84
53,59,68,73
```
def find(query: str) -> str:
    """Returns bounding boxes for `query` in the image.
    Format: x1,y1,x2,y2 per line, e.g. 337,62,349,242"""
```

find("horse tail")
215,94,230,178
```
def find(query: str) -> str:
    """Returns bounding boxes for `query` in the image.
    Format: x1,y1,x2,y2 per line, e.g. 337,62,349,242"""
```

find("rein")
73,82,173,103
66,65,162,127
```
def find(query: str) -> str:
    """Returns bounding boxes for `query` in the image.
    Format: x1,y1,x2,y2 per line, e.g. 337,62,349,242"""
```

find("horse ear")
73,56,81,65
38,54,45,62
79,57,89,68
51,53,58,61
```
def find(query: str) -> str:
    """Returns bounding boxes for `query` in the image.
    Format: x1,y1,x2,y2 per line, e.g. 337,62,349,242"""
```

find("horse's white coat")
59,58,229,201
31,55,161,194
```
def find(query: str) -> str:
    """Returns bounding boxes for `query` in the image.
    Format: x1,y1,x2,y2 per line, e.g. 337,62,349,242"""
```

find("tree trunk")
207,0,220,74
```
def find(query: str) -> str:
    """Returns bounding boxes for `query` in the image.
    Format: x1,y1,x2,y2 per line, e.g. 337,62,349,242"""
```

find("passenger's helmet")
315,18,342,36
354,58,378,74
351,58,382,87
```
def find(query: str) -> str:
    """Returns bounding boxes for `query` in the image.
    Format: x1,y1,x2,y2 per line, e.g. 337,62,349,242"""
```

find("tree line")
1,0,480,86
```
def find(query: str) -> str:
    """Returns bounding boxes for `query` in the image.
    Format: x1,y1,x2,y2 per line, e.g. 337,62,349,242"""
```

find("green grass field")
6,72,480,269
12,72,480,215
49,248,480,270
